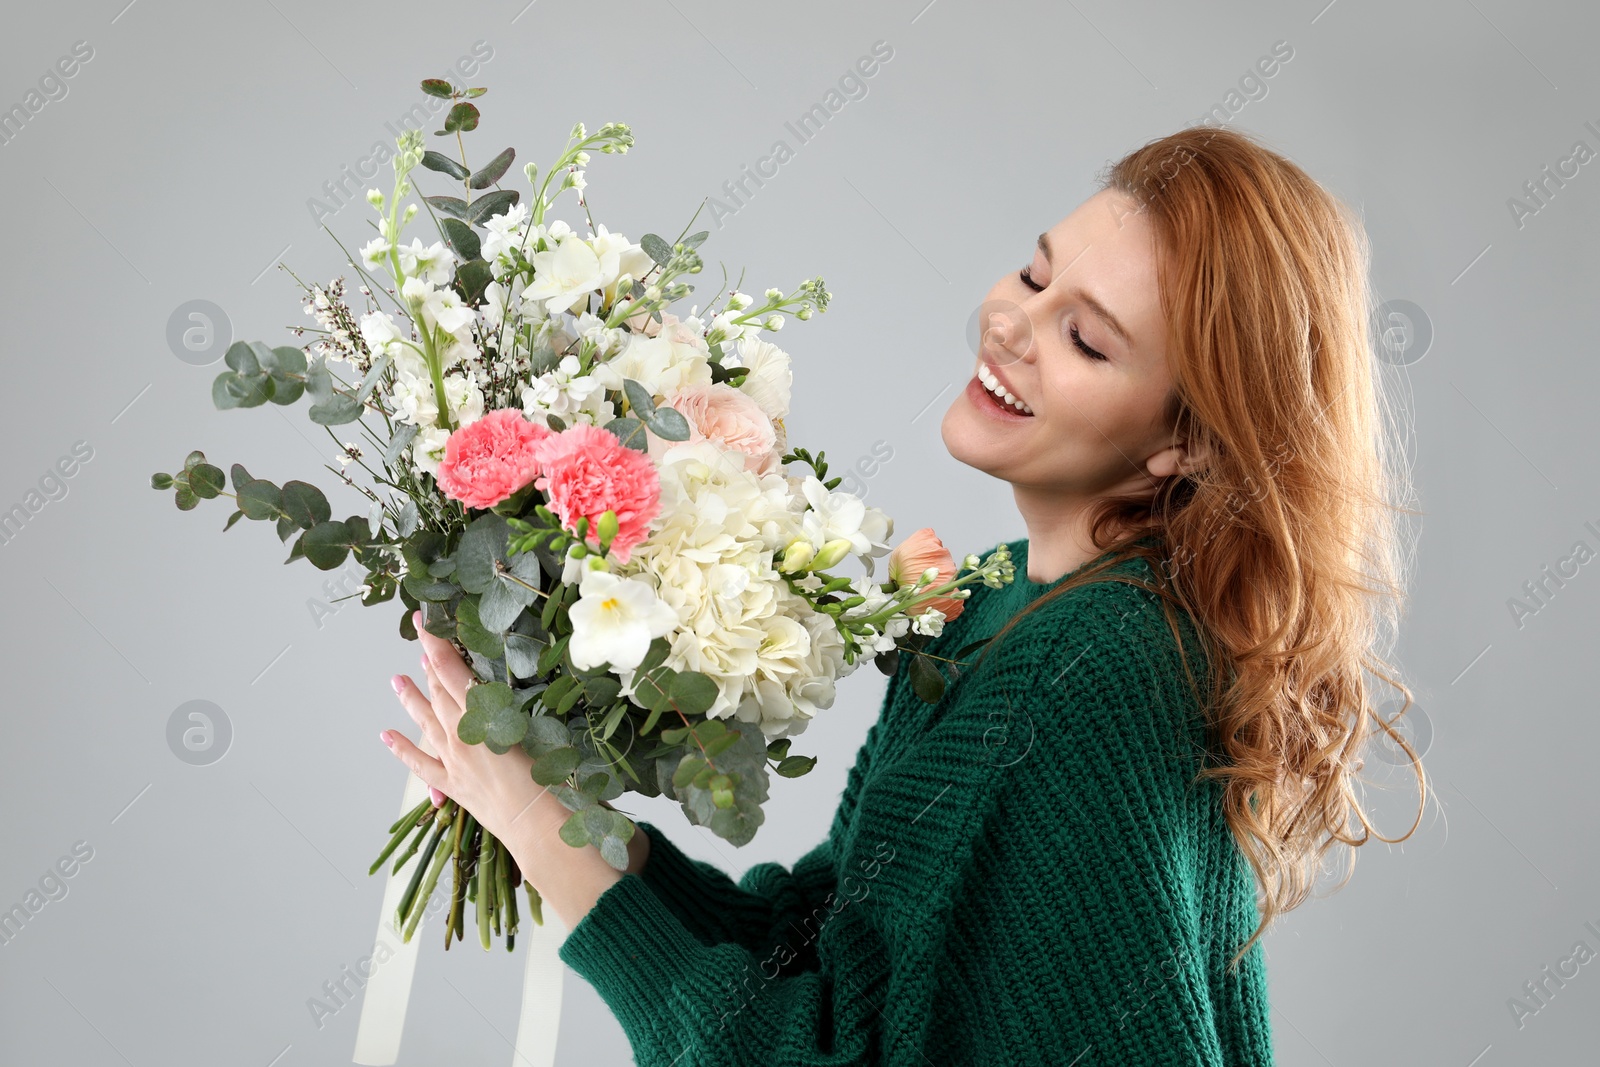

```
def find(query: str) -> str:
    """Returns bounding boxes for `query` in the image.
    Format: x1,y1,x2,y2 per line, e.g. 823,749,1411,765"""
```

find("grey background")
1,0,1595,1064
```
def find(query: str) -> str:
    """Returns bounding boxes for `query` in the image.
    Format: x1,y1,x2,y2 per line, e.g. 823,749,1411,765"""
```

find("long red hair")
976,125,1425,969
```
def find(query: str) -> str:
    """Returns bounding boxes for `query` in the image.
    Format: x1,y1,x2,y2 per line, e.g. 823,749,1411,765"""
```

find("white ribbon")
353,760,567,1066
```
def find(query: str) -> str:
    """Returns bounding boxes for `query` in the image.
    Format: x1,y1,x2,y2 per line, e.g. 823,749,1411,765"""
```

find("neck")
1011,485,1112,584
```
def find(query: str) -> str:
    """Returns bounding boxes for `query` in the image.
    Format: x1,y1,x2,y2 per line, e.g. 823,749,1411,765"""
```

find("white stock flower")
395,239,452,285
359,237,391,272
391,369,483,430
480,202,530,267
401,277,476,340
410,425,452,476
568,569,679,671
480,275,527,335
519,354,613,426
359,311,406,360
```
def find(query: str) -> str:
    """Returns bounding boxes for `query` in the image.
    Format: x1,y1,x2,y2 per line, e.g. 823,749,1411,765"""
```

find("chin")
940,394,1012,477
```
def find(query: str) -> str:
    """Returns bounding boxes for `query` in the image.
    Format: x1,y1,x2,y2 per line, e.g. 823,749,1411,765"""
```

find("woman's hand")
379,610,629,929
380,611,553,852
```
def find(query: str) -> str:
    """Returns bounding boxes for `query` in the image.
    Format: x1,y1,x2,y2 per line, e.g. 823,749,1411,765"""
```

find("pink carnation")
434,408,553,511
532,422,662,564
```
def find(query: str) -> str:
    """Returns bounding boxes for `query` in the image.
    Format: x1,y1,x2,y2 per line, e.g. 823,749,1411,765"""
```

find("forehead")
1040,189,1165,355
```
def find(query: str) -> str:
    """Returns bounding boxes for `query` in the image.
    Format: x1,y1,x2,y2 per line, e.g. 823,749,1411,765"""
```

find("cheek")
1035,368,1140,439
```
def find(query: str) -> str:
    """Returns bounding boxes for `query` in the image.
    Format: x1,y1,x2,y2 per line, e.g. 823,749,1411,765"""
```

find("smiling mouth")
975,363,1034,415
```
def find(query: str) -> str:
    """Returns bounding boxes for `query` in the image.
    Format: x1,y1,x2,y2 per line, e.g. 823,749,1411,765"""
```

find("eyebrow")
1037,231,1135,349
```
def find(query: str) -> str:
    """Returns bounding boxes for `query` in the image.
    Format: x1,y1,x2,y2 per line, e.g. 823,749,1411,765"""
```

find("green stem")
370,799,432,875
395,805,450,927
477,827,495,949
404,803,460,942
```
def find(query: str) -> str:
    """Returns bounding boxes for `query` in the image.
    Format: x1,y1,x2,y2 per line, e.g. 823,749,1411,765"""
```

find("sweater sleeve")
926,581,1249,1065
629,821,838,959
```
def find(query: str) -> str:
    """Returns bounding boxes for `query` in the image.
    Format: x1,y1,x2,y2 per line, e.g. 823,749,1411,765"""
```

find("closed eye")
1018,266,1108,362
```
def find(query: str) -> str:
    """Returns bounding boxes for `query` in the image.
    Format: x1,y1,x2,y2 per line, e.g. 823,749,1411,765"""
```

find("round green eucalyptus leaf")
236,479,282,520
188,463,225,499
300,520,352,570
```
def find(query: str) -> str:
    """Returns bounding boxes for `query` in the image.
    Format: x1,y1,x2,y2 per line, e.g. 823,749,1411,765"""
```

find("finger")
421,655,465,734
413,610,474,710
393,673,448,754
429,786,448,807
380,729,448,792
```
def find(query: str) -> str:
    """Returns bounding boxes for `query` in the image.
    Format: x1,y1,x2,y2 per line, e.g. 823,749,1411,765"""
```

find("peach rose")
887,528,965,621
647,382,779,475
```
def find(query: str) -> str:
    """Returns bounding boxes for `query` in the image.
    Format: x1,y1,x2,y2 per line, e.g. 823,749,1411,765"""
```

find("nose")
980,302,1035,368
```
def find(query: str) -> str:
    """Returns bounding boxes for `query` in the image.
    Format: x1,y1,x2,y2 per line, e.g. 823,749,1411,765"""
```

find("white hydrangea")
612,439,845,729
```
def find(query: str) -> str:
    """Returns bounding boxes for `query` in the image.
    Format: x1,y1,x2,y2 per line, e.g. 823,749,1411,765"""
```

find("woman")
379,125,1424,1064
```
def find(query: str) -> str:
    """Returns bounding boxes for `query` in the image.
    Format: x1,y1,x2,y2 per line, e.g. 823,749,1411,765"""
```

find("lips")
965,375,1033,420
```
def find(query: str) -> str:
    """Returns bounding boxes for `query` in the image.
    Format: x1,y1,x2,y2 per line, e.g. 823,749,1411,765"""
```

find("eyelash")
1017,266,1109,362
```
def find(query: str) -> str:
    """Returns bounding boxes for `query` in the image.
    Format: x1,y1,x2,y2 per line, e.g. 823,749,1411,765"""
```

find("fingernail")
429,787,446,806
390,674,405,694
379,730,394,748
413,609,422,625
420,651,429,668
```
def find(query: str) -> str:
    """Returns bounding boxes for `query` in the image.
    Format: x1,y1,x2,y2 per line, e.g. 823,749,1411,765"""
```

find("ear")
1144,435,1211,480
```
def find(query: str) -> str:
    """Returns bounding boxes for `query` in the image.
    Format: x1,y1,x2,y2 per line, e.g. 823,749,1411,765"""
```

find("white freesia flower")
562,542,612,586
568,569,679,671
590,224,653,304
522,231,606,315
709,310,762,347
799,477,895,572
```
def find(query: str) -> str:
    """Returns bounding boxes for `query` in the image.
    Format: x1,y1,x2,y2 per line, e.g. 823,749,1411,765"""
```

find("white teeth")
977,365,1033,415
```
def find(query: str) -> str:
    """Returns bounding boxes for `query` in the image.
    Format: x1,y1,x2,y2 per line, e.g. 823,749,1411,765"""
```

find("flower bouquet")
150,78,1016,952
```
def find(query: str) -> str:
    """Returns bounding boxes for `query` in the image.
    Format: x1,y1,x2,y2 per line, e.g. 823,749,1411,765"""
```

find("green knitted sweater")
558,536,1276,1065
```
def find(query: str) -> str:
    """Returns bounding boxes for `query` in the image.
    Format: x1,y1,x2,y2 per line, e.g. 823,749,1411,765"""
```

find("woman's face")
942,188,1192,501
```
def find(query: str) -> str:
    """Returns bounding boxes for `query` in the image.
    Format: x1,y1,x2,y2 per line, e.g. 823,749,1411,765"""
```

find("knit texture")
558,535,1276,1065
